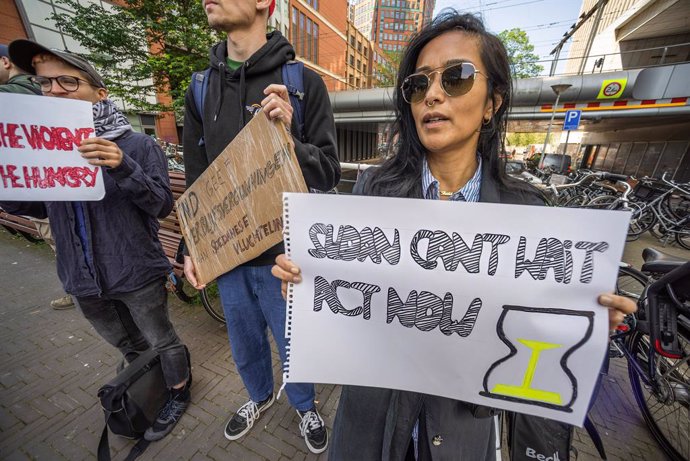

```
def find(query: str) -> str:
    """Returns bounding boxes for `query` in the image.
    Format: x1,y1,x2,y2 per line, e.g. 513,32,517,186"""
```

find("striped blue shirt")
421,155,483,202
414,154,483,454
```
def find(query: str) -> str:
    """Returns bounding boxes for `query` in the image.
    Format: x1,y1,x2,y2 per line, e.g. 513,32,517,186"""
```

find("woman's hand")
599,294,637,331
271,254,302,299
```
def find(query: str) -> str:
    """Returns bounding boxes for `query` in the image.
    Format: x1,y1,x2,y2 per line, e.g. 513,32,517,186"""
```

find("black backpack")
190,60,306,147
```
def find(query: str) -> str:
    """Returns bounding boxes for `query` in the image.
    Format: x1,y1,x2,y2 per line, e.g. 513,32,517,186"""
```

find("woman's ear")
97,87,108,101
483,92,503,123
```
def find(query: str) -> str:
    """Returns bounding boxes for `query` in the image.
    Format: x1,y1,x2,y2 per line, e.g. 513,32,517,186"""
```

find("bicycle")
168,241,225,324
612,250,690,461
628,173,690,249
543,170,618,207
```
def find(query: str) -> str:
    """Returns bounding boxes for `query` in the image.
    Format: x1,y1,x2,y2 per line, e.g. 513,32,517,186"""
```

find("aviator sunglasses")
401,62,484,104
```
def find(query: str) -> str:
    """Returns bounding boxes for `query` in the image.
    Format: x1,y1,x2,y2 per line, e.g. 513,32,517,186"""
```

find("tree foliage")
52,0,222,113
506,132,546,147
498,28,543,79
375,50,403,87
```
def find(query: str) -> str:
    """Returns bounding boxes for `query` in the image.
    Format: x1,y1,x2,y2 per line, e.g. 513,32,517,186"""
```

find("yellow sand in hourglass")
492,339,563,405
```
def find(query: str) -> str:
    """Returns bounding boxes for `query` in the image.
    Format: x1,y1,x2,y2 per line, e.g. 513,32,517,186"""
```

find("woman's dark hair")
367,10,530,198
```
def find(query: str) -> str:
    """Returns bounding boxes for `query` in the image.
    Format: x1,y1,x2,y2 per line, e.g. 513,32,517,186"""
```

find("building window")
313,23,318,64
299,12,305,56
308,19,314,59
139,114,157,136
291,7,298,51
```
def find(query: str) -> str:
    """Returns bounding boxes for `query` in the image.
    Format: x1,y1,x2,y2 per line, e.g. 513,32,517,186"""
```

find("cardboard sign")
0,93,104,201
177,113,307,285
282,193,631,426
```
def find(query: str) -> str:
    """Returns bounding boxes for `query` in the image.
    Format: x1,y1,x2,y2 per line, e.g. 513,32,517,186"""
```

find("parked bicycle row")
533,170,690,250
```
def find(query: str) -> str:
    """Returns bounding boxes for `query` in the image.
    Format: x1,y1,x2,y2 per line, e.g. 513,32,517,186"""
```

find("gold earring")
483,118,491,125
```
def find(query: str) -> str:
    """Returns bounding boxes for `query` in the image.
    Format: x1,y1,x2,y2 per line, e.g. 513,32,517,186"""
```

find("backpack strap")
98,412,151,461
281,61,306,142
190,68,211,147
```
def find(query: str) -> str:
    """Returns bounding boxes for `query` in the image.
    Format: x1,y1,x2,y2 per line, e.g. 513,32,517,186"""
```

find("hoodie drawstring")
213,61,226,122
239,62,248,131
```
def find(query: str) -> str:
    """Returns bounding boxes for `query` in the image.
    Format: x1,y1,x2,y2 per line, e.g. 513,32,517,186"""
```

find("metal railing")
534,42,689,77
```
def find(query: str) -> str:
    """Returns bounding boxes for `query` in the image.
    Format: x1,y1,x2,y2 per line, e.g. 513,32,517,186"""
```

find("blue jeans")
217,265,315,412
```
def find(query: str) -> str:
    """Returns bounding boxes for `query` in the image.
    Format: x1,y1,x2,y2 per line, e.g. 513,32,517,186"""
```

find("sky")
432,0,584,74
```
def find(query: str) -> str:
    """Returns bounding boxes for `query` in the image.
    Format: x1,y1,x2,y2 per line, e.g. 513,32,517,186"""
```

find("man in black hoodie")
183,0,340,454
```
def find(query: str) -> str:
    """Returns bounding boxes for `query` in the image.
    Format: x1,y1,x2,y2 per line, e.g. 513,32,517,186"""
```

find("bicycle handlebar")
599,173,628,182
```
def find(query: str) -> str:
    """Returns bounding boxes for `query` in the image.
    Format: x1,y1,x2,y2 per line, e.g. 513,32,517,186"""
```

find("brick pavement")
1,227,686,460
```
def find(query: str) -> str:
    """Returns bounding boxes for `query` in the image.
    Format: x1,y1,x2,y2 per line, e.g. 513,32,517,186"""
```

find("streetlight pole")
539,83,572,168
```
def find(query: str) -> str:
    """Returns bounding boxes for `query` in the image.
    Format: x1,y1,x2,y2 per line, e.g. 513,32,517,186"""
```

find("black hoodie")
183,31,341,266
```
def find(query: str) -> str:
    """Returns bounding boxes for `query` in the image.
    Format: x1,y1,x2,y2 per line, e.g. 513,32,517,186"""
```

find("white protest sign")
282,193,630,426
0,93,104,201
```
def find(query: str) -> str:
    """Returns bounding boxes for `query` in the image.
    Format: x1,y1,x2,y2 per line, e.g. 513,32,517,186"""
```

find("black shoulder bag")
97,349,169,461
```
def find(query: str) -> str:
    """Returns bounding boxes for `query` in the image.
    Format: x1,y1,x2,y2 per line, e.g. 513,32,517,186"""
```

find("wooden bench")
1,173,187,267
159,171,187,277
0,210,41,241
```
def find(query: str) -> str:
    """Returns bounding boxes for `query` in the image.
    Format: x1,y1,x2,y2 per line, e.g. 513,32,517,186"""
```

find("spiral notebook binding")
283,195,293,381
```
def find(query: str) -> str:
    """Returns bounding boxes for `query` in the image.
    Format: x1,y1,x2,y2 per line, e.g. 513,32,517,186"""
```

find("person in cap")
0,40,192,442
0,43,41,95
182,0,339,453
0,43,76,309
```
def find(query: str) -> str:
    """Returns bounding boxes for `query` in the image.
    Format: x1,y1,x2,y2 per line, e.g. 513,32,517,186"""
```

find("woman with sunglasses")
273,10,636,460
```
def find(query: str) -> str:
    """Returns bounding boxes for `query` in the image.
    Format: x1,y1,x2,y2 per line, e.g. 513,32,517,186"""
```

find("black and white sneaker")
297,408,328,454
224,394,275,440
144,388,190,441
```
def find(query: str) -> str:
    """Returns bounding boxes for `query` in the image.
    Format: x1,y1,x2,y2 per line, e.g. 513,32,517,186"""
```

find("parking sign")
563,110,581,131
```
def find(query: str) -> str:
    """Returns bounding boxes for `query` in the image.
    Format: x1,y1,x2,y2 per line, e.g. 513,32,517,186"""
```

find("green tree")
52,0,222,113
376,50,403,87
498,28,543,79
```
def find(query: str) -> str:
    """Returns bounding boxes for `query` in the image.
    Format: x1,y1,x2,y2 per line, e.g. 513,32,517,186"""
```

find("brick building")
289,0,349,91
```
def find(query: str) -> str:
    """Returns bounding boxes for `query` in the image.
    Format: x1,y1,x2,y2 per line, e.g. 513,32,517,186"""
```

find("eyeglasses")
400,62,484,104
31,75,97,93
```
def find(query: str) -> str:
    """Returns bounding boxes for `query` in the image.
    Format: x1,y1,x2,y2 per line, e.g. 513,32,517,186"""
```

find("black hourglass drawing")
479,305,594,412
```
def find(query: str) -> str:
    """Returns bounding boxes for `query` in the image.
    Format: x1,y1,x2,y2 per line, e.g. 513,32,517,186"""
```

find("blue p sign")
563,110,581,131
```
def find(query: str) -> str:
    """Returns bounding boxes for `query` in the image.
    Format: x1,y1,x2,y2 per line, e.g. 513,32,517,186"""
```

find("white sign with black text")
282,193,630,426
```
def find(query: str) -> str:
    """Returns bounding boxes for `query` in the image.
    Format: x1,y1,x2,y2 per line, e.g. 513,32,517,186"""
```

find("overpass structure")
329,63,690,181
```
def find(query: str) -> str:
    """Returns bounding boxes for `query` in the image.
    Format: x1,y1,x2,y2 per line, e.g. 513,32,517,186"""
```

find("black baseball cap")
9,39,106,88
0,44,9,58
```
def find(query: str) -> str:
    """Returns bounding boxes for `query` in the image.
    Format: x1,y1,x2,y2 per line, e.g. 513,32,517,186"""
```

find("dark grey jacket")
330,161,544,460
183,32,341,266
0,131,172,297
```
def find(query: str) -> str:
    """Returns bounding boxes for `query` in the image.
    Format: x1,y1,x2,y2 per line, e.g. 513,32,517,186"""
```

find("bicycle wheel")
584,194,618,209
562,193,589,207
675,225,690,250
200,281,225,323
165,271,195,304
649,222,668,239
616,266,648,301
627,205,656,237
627,330,690,461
